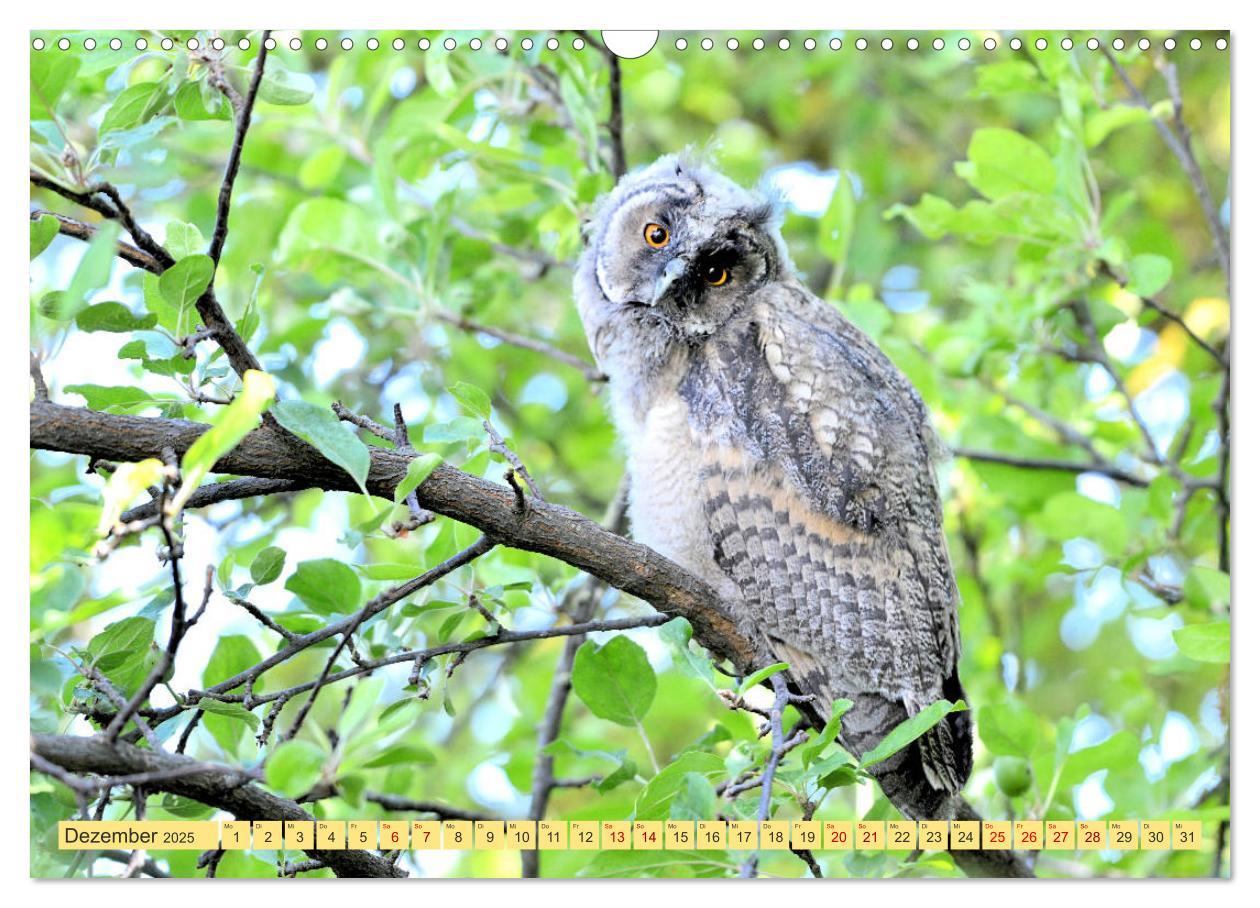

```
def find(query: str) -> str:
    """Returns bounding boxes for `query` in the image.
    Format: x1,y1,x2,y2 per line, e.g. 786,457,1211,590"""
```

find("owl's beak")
651,256,689,306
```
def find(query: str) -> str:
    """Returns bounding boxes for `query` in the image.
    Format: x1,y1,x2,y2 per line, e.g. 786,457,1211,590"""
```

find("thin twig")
29,209,164,273
1102,47,1230,294
279,535,496,741
209,32,269,265
952,448,1149,487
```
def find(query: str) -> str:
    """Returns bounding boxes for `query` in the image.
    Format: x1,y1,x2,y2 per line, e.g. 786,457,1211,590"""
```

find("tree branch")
952,447,1149,487
208,31,268,265
31,400,748,670
30,734,406,878
1102,47,1230,295
30,210,164,273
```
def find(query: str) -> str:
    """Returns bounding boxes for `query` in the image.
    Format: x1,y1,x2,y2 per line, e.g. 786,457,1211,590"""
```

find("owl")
574,154,972,820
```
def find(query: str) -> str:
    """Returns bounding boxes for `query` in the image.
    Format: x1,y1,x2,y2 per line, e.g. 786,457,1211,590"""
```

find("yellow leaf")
98,459,166,535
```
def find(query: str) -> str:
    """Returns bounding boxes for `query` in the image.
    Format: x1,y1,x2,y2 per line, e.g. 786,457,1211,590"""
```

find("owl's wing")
690,282,969,798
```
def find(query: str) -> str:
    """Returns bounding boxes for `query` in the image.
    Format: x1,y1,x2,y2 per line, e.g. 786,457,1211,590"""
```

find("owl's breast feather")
616,392,741,602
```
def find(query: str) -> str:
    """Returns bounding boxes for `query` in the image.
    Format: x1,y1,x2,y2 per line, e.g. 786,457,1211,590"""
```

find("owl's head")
575,154,792,373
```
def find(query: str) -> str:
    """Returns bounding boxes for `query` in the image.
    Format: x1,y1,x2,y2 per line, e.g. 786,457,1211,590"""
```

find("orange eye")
644,223,670,248
704,264,729,286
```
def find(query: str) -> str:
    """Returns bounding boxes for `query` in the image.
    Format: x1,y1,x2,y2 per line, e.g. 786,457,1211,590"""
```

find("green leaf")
258,64,316,106
265,739,326,798
1129,253,1174,298
572,635,657,727
65,383,158,413
74,301,158,333
394,453,442,504
670,772,717,821
859,699,968,768
1060,731,1139,785
159,794,215,819
284,558,361,615
594,756,638,793
30,215,58,259
158,254,215,314
962,127,1057,199
635,751,727,820
800,698,854,769
298,145,347,190
738,661,789,695
1031,492,1129,556
271,400,372,495
30,52,81,119
249,546,287,585
99,82,162,135
1173,621,1229,664
977,701,1040,757
196,699,261,731
85,616,156,696
164,222,207,259
1184,566,1231,611
362,744,437,768
1085,106,1151,148
171,370,276,513
819,172,857,266
659,617,713,684
55,221,121,320
448,382,492,420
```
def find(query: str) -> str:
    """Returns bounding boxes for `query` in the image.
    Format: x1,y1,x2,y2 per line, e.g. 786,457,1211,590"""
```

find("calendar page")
27,23,1231,882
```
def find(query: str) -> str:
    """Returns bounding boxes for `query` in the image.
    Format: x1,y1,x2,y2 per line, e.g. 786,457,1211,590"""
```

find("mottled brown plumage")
575,154,972,819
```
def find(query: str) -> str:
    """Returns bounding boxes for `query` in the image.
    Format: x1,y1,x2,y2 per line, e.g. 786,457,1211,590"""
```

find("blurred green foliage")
30,29,1229,879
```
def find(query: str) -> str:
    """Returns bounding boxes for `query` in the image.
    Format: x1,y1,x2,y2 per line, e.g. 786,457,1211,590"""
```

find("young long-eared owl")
574,154,972,820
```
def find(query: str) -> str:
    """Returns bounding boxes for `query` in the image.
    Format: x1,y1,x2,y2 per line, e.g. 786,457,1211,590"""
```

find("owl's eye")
644,223,670,248
703,264,729,286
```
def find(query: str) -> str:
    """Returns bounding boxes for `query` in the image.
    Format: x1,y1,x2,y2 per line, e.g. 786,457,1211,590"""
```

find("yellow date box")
918,821,948,850
856,820,885,850
602,821,632,850
983,821,1012,851
220,821,250,850
1077,821,1106,851
1172,820,1203,850
665,820,695,850
1045,821,1075,850
822,820,854,850
506,821,536,849
634,821,663,850
569,821,599,851
474,820,505,850
887,820,916,851
316,820,345,850
1109,820,1139,851
283,821,314,850
1015,821,1043,850
697,821,727,849
251,821,281,850
950,820,979,850
1141,820,1171,850
728,821,758,849
442,820,472,850
791,820,821,851
760,821,789,850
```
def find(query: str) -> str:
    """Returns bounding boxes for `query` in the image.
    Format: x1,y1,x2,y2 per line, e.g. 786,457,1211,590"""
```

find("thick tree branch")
31,400,749,670
30,734,405,878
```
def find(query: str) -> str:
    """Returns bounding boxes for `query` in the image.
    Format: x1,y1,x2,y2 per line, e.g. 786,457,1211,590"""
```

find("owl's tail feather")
802,683,1033,878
